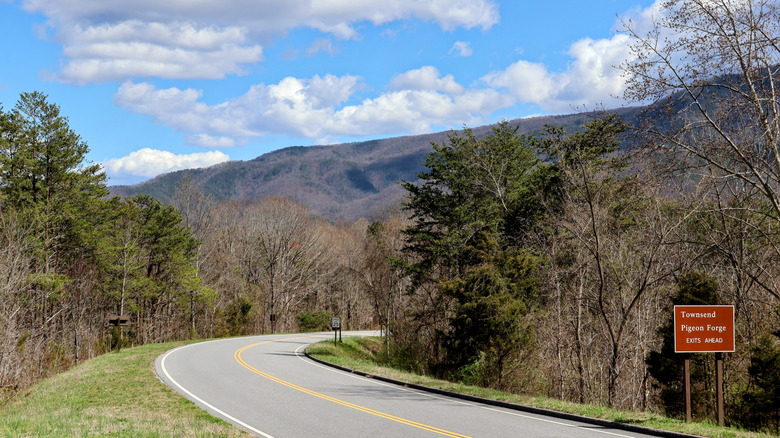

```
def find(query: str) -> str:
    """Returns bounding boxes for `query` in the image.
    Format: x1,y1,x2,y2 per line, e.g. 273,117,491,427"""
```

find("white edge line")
158,342,275,438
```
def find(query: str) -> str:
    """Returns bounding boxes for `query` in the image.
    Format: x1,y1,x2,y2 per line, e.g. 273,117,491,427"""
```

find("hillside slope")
109,109,641,223
0,342,249,437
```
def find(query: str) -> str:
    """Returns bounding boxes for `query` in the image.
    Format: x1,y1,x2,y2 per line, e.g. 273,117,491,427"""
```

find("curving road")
155,332,668,438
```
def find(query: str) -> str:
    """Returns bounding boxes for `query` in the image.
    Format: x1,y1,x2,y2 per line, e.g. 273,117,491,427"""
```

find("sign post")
684,358,691,423
107,315,131,351
331,317,342,346
674,305,734,426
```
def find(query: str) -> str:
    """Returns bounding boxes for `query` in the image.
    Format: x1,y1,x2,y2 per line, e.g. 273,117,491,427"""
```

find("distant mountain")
108,108,644,223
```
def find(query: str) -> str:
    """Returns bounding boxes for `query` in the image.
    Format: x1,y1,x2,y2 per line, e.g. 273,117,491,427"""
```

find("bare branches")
623,0,780,302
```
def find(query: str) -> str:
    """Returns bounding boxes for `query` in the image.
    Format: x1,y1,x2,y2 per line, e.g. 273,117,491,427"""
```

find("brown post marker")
684,358,691,423
716,352,724,426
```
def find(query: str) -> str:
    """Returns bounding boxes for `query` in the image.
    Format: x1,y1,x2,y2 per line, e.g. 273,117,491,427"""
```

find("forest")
1,0,780,434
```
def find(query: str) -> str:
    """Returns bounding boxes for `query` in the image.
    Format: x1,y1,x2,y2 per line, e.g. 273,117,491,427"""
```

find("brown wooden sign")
108,315,131,327
674,305,734,353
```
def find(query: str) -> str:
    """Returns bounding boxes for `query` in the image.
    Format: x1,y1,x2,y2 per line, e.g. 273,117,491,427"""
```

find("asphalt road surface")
155,332,668,438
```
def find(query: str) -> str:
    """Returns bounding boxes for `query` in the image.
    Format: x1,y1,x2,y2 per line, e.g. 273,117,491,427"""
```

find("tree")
739,331,780,433
538,116,630,405
172,173,217,334
0,211,32,393
441,233,539,389
399,121,546,378
239,198,327,333
0,92,107,270
0,92,112,394
355,218,409,352
539,115,685,408
0,93,110,368
401,120,543,299
129,195,201,342
98,197,144,318
622,0,780,301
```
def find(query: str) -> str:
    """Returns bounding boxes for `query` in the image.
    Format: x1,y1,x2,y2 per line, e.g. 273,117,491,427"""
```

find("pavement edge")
304,349,702,438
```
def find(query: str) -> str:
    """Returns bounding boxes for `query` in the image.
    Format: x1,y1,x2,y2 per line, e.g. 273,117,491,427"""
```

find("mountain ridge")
108,108,644,222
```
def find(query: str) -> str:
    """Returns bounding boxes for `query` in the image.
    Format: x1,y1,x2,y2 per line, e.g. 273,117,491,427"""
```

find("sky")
0,0,661,186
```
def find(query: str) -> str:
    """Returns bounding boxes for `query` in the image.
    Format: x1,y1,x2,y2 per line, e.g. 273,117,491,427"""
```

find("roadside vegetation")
0,341,249,437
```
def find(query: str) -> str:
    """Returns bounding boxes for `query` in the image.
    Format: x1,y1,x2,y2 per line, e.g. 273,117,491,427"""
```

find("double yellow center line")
234,337,471,438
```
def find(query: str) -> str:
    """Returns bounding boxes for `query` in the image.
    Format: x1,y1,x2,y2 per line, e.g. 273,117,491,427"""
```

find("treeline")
385,115,780,433
379,0,780,432
0,92,385,401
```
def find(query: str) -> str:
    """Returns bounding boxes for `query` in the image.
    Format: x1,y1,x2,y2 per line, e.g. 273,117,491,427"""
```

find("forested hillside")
108,110,635,223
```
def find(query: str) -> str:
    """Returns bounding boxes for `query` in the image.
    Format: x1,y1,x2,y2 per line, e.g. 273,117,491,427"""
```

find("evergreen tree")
400,121,546,380
0,92,107,272
401,120,540,284
129,195,204,341
441,233,539,388
739,331,780,434
0,92,109,346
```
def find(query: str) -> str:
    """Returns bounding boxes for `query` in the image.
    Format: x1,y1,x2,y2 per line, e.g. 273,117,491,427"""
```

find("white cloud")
102,148,230,179
480,2,665,113
54,20,263,84
22,0,499,34
329,88,512,137
16,0,673,150
186,134,240,148
113,69,513,145
558,35,634,102
21,0,499,83
389,66,464,94
306,74,361,107
449,41,473,57
482,60,554,103
616,1,665,36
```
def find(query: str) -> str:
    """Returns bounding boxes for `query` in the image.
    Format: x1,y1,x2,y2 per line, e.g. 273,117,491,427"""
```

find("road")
155,332,670,438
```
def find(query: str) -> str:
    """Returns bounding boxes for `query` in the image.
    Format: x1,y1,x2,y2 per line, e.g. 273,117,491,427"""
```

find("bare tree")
349,217,410,348
0,212,32,397
240,197,329,332
537,117,688,408
172,174,218,335
622,0,780,300
205,200,262,336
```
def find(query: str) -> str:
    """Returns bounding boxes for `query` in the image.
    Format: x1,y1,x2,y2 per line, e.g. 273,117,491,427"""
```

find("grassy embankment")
307,336,773,438
0,341,250,437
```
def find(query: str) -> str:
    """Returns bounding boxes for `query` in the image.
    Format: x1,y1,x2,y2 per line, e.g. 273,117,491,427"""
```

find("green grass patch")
0,342,251,437
308,337,772,438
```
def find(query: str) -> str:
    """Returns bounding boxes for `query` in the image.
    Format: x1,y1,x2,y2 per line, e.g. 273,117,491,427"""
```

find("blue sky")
0,0,659,185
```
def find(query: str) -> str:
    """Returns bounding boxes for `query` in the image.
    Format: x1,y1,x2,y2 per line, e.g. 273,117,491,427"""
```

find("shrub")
736,332,780,434
296,311,332,332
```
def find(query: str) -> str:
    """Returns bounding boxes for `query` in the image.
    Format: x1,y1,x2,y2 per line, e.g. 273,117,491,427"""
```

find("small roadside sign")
674,305,734,353
331,317,342,345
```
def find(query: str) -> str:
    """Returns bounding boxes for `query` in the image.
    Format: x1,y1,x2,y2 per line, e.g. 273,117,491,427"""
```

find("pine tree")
0,92,107,273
